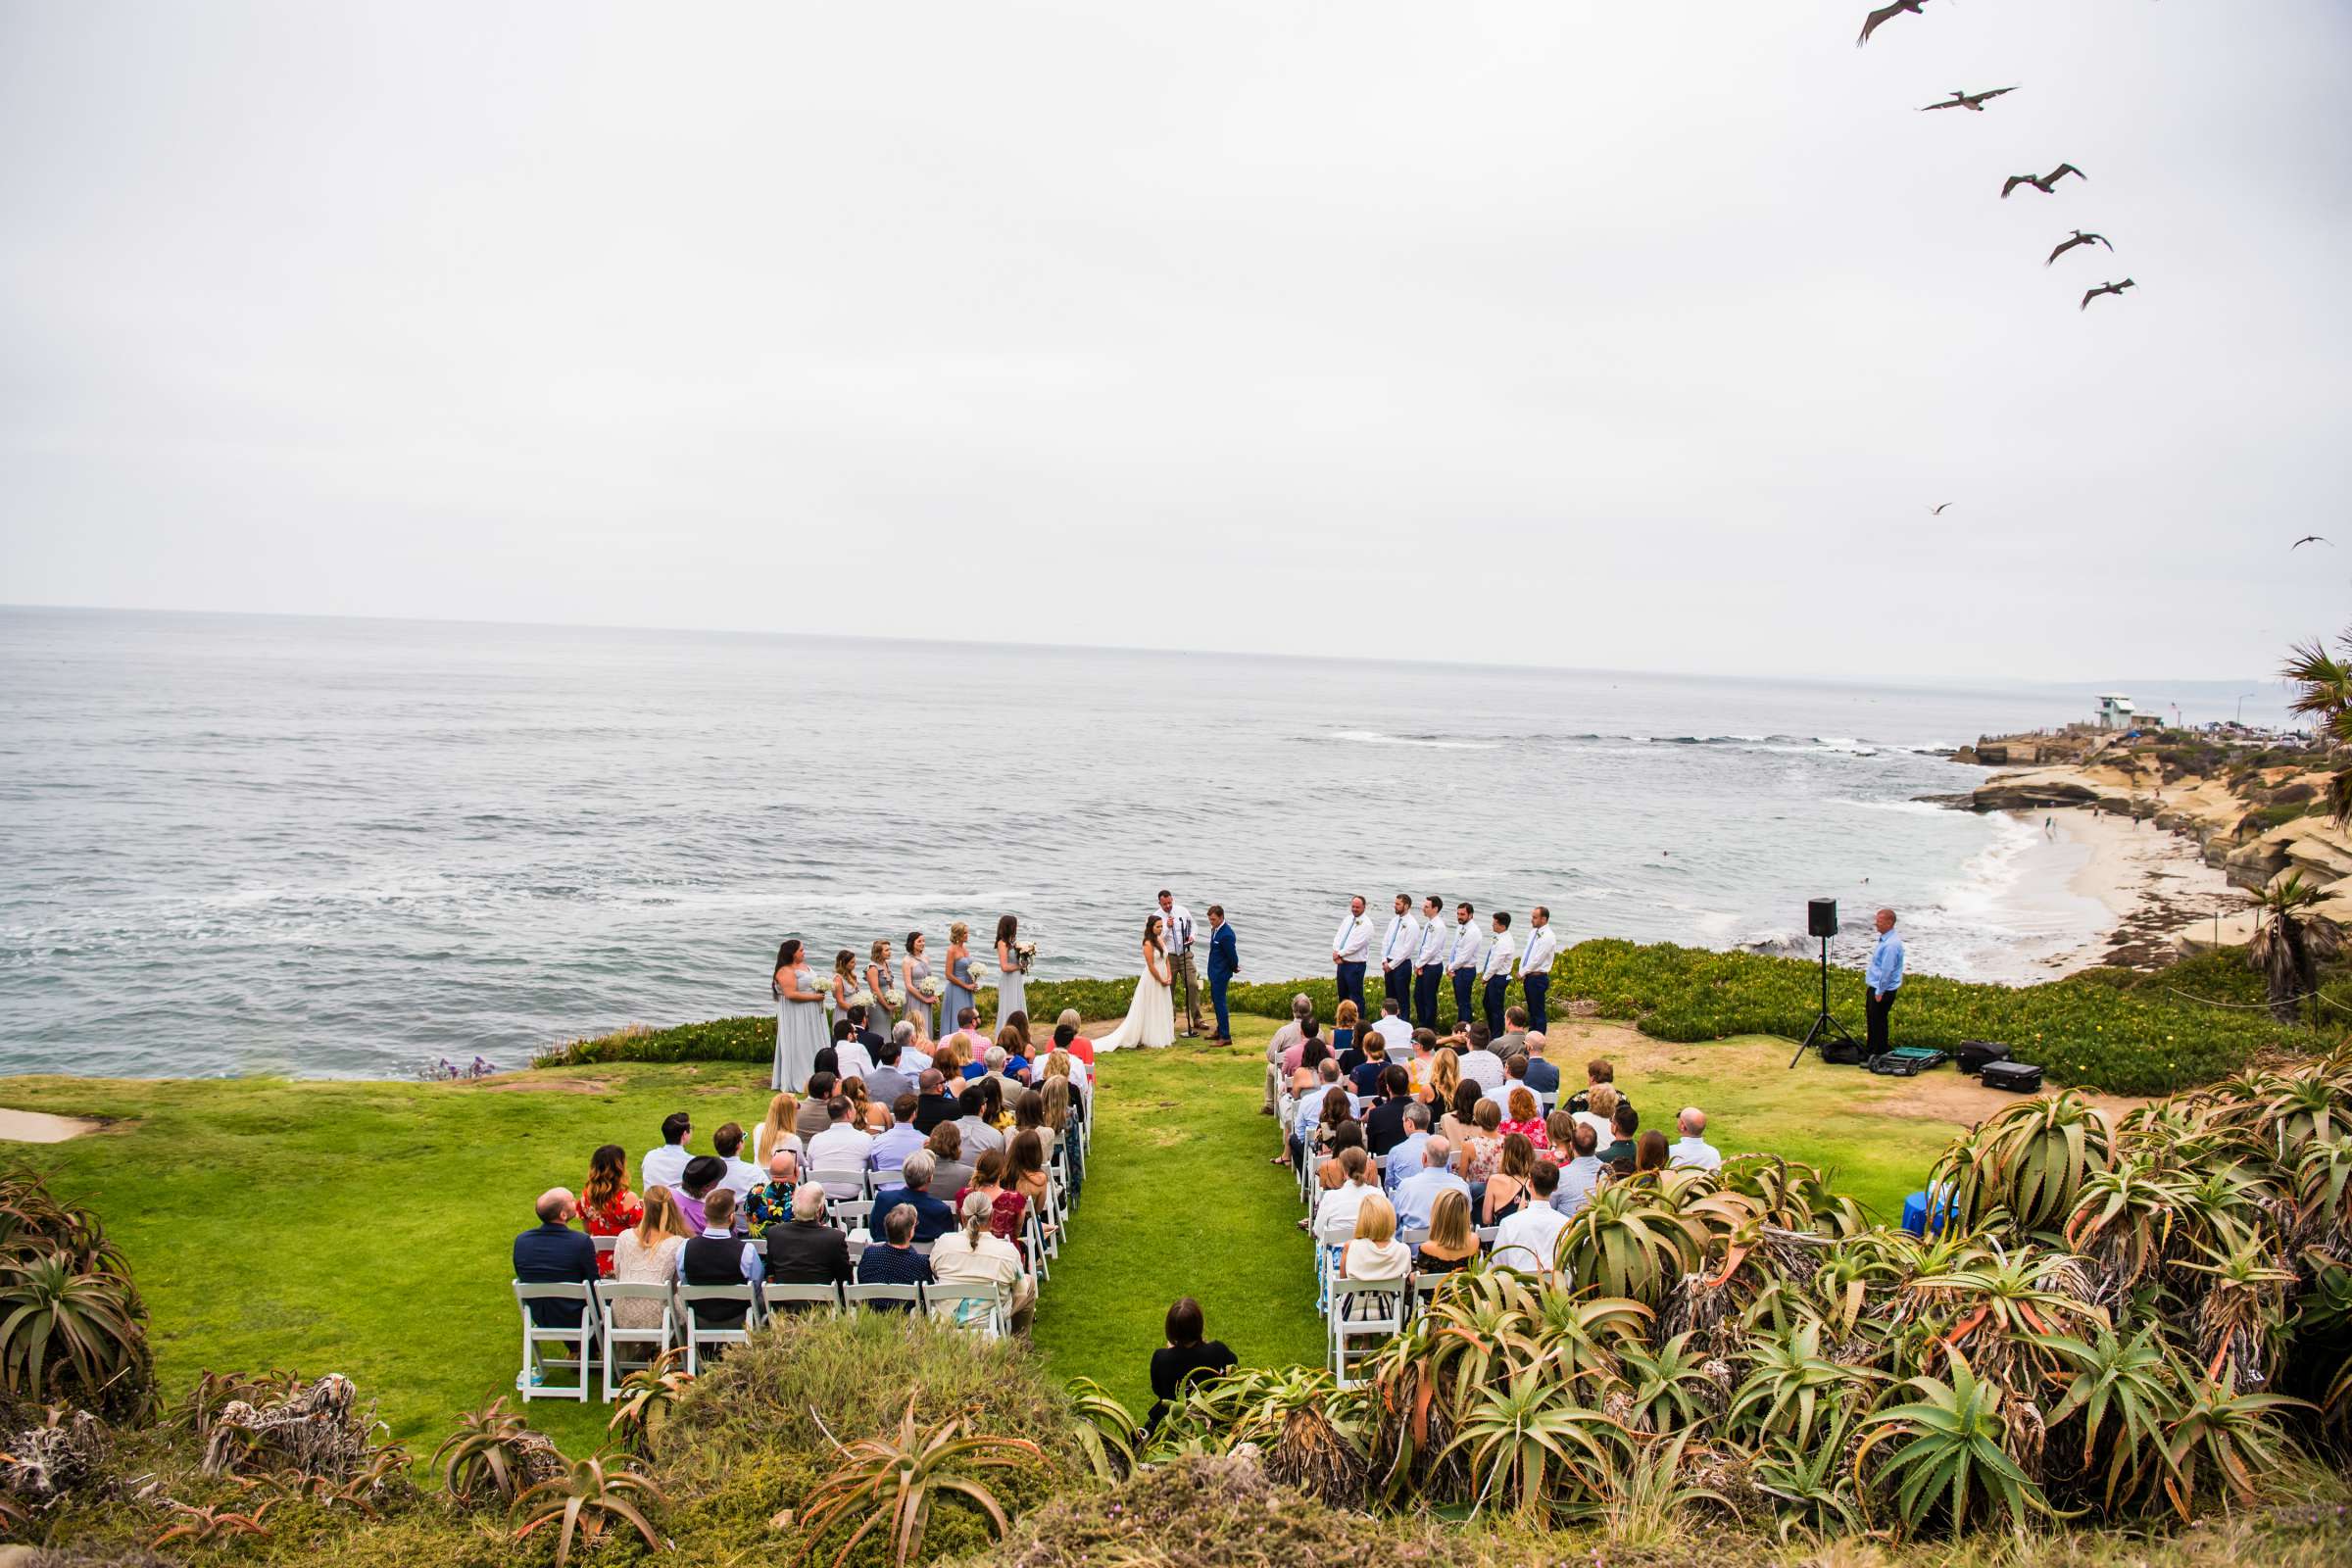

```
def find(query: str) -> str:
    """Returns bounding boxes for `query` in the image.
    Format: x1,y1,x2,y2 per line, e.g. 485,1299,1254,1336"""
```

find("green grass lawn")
0,1013,1981,1456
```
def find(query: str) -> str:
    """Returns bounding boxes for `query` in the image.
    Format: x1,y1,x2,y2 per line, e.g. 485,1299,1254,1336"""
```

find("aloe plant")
1856,1348,2052,1536
2030,1323,2182,1511
1553,1176,1704,1305
0,1249,151,1414
1933,1091,2116,1237
1063,1376,1141,1480
607,1348,693,1458
512,1456,664,1568
795,1395,1040,1568
1440,1361,1628,1519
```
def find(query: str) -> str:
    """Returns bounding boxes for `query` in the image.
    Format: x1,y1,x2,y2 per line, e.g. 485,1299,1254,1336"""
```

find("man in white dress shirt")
1478,909,1516,1037
1445,903,1482,1029
1410,895,1446,1031
1491,1160,1569,1272
1670,1107,1724,1170
642,1111,693,1197
1455,1023,1507,1095
1519,906,1558,1032
1378,894,1419,1023
1155,890,1204,1039
1330,895,1371,1013
1370,996,1414,1057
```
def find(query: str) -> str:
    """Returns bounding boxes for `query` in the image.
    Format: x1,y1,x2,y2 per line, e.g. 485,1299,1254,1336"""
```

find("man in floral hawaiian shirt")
744,1151,801,1238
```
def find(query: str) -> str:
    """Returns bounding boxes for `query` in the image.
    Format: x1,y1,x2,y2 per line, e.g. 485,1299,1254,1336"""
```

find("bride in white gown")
1095,914,1176,1052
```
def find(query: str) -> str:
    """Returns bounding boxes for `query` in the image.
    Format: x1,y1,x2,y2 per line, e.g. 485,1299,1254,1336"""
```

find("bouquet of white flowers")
883,988,906,1009
1014,940,1038,972
846,988,875,1010
967,964,995,987
915,980,944,1004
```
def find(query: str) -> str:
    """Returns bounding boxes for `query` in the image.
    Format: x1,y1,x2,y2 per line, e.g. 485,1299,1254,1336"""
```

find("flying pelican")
1920,87,2018,113
2001,164,2085,198
2081,278,2136,311
2046,230,2113,266
1857,0,1933,47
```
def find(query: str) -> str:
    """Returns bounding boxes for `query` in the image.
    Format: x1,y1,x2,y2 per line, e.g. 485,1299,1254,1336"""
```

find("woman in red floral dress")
578,1143,644,1276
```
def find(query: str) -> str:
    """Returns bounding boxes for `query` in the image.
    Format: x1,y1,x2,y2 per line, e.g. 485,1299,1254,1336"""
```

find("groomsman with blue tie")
1446,902,1481,1027
1411,895,1446,1031
1378,894,1418,1019
1519,906,1557,1032
1479,909,1516,1037
1331,895,1371,1012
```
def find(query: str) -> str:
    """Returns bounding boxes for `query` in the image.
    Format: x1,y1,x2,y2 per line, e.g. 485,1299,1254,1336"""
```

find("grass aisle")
1033,1019,1323,1414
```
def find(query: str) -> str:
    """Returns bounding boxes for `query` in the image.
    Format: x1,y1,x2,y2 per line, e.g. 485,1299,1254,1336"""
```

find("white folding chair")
762,1281,847,1317
826,1197,874,1235
1326,1276,1407,1387
512,1281,597,1402
1398,1226,1431,1251
812,1169,868,1203
923,1281,1007,1340
593,1281,675,1402
1025,1207,1052,1283
865,1168,905,1200
844,1281,925,1316
592,1235,618,1262
675,1285,760,1372
1474,1224,1500,1247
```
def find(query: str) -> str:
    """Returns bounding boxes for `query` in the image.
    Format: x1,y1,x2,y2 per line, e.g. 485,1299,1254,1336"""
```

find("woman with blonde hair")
942,921,979,1037
1336,1192,1411,1323
1429,1047,1462,1112
609,1186,694,1328
1039,1074,1081,1205
1574,1082,1618,1150
1054,1006,1096,1066
1481,1132,1536,1223
752,1092,803,1168
1332,999,1360,1062
865,938,898,1029
1417,1188,1480,1274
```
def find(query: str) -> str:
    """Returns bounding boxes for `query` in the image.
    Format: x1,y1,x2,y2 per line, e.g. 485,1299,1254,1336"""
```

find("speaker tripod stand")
1788,933,1858,1069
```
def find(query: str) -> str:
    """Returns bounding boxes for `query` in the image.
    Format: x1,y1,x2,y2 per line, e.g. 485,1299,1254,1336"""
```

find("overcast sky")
2,1,2346,681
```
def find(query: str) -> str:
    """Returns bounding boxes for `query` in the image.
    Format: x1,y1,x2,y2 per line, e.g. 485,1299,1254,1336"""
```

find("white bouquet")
1014,940,1038,972
846,988,875,1010
916,980,943,1004
967,964,995,987
883,988,906,1009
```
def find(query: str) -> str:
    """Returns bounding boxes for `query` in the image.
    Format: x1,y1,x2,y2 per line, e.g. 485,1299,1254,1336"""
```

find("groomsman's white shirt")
1333,911,1372,963
1414,917,1447,968
1480,931,1517,982
1371,1014,1413,1054
1381,911,1420,971
1446,920,1483,972
1156,902,1196,955
1520,925,1558,978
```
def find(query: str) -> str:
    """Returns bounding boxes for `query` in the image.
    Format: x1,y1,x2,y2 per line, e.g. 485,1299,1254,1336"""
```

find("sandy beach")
2012,808,2238,975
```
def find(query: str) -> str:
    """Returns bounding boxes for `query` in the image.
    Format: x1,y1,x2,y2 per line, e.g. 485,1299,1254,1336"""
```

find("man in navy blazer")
1204,904,1239,1044
514,1189,600,1328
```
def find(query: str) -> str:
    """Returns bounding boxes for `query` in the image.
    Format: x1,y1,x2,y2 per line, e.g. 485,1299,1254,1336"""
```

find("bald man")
1864,907,1905,1054
513,1188,598,1329
1670,1107,1722,1171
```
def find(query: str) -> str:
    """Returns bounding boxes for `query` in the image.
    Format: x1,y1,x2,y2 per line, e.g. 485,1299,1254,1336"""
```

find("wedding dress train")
1095,948,1176,1052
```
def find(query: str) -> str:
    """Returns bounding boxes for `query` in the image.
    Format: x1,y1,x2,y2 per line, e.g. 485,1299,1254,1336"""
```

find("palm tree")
2246,873,2342,1025
2282,630,2352,822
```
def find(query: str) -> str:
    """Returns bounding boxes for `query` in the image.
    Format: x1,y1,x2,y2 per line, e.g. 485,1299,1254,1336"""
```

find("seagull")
2292,535,2330,550
1920,87,2019,113
2081,278,2136,311
2002,164,2086,198
1857,0,1933,47
2045,230,2113,266
1930,502,1954,514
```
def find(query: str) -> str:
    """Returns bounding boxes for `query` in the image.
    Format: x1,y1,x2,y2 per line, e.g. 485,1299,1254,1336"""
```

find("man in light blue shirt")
1549,1122,1605,1219
1384,1105,1432,1199
1864,907,1905,1054
1392,1137,1470,1231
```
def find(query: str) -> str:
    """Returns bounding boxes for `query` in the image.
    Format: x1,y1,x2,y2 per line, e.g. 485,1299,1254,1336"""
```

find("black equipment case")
1954,1040,2012,1076
1981,1059,2044,1094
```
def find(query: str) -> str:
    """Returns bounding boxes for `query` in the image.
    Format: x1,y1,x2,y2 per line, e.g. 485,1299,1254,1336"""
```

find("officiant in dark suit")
1205,905,1239,1044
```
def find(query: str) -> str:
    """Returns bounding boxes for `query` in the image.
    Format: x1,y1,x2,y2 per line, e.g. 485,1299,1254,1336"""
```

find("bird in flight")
1857,0,1933,47
1921,87,2018,113
2046,230,2113,266
2080,278,2136,311
2003,164,2085,198
1930,503,1954,514
2292,535,2330,550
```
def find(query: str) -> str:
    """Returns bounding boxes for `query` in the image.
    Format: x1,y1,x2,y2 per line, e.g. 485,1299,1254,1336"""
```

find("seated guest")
1371,993,1414,1057
1494,1004,1530,1061
806,1096,874,1183
1459,1099,1507,1184
609,1187,693,1327
843,1075,883,1135
854,1202,934,1306
1384,1102,1433,1197
932,1191,1036,1337
1313,1147,1377,1245
1522,1031,1561,1094
744,1152,801,1237
1416,1188,1480,1274
896,1019,935,1078
1481,1132,1538,1223
753,1094,803,1168
1349,1032,1391,1099
1552,1121,1606,1219
1393,1136,1470,1231
676,1188,762,1332
1310,1078,1355,1160
1456,1022,1506,1094
713,1122,761,1199
1406,1028,1440,1102
1003,1007,1034,1058
1428,1047,1463,1113
834,1013,876,1084
678,1154,730,1232
577,1145,642,1275
642,1112,693,1196
871,1150,956,1243
1600,1101,1640,1172
1289,1058,1344,1168
925,1122,974,1202
961,1149,1029,1255
1671,1107,1724,1170
1499,1087,1549,1150
1266,994,1313,1109
1364,1064,1414,1155
863,1035,914,1110
794,1074,839,1140
1007,1131,1054,1251
1566,1057,1633,1121
1056,1007,1096,1066
1147,1298,1236,1432
1573,1083,1620,1151
1490,1160,1568,1272
763,1184,852,1285
1297,1017,1331,1075
912,1068,961,1134
1439,1077,1483,1152
1048,1024,1094,1093
1544,1107,1579,1156
956,1085,1006,1156
976,1074,1010,1133
991,1030,1031,1087
1336,1194,1411,1313
1502,1051,1530,1096
1635,1129,1670,1173
514,1189,599,1327
1332,1000,1361,1069
851,1002,888,1067
868,1095,927,1174
1274,1067,1314,1164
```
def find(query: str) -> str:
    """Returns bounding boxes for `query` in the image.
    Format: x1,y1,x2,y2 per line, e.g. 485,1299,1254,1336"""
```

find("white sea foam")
1330,729,1497,751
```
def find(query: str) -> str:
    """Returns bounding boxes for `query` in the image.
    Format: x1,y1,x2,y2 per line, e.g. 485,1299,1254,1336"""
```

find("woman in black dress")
1146,1297,1236,1432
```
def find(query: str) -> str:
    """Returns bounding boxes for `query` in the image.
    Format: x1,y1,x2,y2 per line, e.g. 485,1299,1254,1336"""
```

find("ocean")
0,608,2267,1079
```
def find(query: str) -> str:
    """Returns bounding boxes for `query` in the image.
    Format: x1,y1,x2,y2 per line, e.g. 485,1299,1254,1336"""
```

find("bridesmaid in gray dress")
993,913,1026,1025
864,938,897,1032
900,931,937,1041
771,938,829,1094
941,921,977,1035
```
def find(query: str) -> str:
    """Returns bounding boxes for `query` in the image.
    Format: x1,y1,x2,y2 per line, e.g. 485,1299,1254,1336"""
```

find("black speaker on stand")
1789,897,1859,1069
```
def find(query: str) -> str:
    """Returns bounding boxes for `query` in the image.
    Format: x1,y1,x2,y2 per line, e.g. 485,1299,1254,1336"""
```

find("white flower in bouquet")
846,988,875,1010
968,964,995,987
916,980,943,1004
1014,940,1038,971
883,988,906,1009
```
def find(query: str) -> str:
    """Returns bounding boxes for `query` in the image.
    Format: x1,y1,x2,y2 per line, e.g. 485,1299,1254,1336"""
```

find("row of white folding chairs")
1323,1258,1549,1387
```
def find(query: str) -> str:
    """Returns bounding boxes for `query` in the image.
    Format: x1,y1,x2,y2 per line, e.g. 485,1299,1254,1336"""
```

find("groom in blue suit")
1204,905,1239,1044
